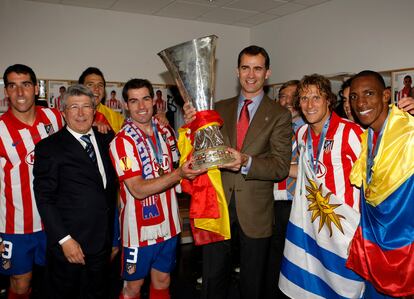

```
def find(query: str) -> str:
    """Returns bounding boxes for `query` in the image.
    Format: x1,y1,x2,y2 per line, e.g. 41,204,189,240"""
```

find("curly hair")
293,74,337,112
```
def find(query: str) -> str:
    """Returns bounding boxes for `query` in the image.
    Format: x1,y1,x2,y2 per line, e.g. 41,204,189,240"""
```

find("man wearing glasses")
33,84,117,298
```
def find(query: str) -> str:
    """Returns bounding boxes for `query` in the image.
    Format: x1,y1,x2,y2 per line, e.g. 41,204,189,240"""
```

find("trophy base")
192,145,235,170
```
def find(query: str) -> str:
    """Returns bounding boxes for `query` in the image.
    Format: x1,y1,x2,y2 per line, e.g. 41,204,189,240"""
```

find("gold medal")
158,168,164,176
365,187,371,198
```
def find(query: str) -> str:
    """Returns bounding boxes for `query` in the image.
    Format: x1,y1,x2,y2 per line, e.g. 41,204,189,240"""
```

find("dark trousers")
264,200,292,299
44,247,111,299
201,195,270,299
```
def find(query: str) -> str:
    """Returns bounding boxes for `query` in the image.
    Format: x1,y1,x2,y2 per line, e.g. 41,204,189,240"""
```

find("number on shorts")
126,247,138,263
1,240,12,259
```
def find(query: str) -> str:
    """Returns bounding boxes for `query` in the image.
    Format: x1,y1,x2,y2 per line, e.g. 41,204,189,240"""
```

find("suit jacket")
33,126,117,255
216,95,292,238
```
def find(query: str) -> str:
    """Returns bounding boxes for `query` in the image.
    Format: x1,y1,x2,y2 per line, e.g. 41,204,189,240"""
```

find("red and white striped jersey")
0,107,64,234
110,120,181,248
155,98,166,113
54,96,63,110
106,98,121,111
296,112,363,210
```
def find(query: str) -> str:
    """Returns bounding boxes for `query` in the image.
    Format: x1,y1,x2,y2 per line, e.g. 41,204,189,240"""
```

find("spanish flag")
178,110,231,245
347,105,414,297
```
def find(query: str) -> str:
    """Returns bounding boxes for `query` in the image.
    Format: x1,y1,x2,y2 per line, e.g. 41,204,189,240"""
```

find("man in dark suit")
185,45,292,299
33,84,117,298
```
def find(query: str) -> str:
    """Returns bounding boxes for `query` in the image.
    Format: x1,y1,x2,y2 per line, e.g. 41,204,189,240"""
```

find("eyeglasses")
66,104,94,112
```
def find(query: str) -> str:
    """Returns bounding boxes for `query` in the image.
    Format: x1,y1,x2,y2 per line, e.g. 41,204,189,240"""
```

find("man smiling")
33,84,117,298
184,45,292,299
279,74,365,299
110,79,202,299
347,70,414,298
0,64,63,299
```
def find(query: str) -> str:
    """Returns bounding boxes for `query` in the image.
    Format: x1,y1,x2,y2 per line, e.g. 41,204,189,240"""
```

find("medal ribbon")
146,120,164,172
307,115,331,174
366,110,390,185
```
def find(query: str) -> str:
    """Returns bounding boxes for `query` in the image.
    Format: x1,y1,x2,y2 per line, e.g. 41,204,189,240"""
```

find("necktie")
80,134,98,166
237,99,252,151
286,132,298,197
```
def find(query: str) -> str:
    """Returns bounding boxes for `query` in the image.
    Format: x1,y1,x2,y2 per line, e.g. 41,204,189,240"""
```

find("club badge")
44,124,54,135
1,258,11,270
323,139,334,153
126,263,136,275
120,156,132,172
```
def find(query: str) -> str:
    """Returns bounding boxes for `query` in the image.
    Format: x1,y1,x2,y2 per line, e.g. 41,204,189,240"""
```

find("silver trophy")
158,35,234,170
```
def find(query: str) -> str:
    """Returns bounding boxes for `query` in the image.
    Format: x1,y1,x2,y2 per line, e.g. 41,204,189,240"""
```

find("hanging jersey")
0,107,64,234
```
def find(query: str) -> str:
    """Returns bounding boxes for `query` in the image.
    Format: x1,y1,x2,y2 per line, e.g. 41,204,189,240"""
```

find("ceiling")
26,0,331,27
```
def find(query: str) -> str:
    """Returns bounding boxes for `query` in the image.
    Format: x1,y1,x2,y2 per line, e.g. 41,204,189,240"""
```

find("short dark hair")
61,84,96,111
78,67,106,87
338,77,352,100
237,45,270,69
278,80,299,97
3,64,37,86
351,70,386,89
294,74,337,111
122,79,154,102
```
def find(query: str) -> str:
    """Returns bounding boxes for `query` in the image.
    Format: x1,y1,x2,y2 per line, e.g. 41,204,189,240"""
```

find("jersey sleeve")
110,134,142,181
347,125,363,163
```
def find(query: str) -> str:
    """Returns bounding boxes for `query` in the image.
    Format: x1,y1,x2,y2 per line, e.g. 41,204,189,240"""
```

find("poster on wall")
0,79,8,114
265,84,282,101
105,82,124,116
391,69,414,105
153,85,168,115
153,85,184,132
48,80,72,109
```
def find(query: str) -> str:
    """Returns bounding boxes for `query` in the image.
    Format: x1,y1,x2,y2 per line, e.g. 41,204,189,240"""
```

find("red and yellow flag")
178,110,231,245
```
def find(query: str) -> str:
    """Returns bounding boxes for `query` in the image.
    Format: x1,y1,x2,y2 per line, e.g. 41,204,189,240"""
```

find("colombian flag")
347,105,414,297
178,110,231,245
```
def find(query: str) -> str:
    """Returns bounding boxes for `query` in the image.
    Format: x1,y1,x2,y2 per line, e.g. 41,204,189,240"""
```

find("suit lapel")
221,97,239,148
62,128,91,165
242,96,272,151
94,131,111,179
94,128,116,190
62,127,104,182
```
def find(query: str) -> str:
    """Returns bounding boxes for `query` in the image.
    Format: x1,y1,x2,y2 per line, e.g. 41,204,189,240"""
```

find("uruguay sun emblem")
305,177,345,237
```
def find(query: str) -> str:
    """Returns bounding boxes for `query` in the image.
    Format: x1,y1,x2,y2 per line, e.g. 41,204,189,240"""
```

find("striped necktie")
286,132,298,198
80,134,98,166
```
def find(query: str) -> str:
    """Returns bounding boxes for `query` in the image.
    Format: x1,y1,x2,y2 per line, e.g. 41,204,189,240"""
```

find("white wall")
251,0,414,84
4,0,409,98
0,0,249,99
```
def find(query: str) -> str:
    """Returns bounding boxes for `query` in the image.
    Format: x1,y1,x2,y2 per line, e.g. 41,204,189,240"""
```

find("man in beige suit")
185,45,292,299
